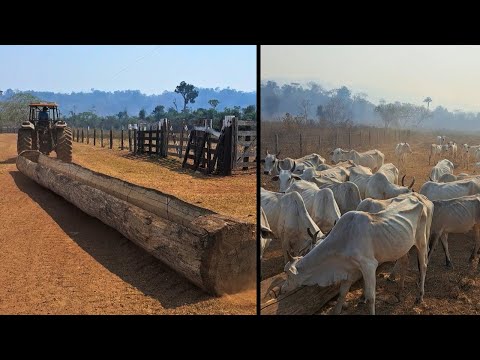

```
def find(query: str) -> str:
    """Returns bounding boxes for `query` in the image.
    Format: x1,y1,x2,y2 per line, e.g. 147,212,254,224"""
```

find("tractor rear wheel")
55,127,73,162
17,129,33,154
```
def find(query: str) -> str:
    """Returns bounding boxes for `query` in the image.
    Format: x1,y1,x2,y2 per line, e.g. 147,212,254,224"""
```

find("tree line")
0,81,256,131
261,80,480,131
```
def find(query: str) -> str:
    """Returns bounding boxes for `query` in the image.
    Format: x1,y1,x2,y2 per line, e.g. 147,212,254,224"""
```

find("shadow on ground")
10,170,214,309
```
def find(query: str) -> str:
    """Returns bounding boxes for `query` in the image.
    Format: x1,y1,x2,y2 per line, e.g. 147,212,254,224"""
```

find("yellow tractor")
17,102,72,162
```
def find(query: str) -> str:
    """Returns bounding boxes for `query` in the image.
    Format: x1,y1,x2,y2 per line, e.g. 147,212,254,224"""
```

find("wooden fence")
233,118,256,170
261,126,410,159
0,126,17,133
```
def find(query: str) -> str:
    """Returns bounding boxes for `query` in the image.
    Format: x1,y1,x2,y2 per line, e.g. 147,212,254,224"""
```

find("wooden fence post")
148,125,153,155
81,128,84,143
72,128,75,142
93,128,96,146
86,127,89,145
121,126,124,150
179,122,185,158
133,129,137,154
128,127,132,151
77,128,80,142
101,128,104,147
156,123,160,156
110,127,113,149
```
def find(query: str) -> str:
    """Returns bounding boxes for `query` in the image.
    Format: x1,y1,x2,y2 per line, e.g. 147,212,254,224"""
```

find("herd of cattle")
260,135,480,315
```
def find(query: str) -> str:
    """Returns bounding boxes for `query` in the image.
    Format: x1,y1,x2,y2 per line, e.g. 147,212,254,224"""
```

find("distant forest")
261,80,480,132
0,87,255,116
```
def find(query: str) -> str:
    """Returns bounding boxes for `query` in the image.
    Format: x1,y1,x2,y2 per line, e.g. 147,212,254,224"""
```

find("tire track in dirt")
0,134,255,314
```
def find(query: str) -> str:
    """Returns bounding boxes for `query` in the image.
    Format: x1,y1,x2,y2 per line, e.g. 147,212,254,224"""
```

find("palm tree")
423,97,432,110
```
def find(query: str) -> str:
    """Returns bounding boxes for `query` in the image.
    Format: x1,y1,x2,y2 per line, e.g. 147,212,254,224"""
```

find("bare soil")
0,134,255,314
261,132,480,315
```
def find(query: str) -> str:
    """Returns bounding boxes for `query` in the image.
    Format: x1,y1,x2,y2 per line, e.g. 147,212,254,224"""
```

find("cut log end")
196,215,256,295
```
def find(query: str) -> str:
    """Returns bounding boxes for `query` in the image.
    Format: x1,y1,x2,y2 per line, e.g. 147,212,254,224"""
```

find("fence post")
72,127,75,141
86,127,89,145
133,128,137,154
179,121,185,158
121,126,124,150
77,128,80,142
299,133,303,157
110,127,113,149
81,128,84,143
128,127,132,151
93,128,96,146
100,128,104,147
275,134,279,155
148,125,153,155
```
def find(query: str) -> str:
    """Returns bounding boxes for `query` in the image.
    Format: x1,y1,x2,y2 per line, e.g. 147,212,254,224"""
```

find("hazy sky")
262,45,480,112
0,45,256,94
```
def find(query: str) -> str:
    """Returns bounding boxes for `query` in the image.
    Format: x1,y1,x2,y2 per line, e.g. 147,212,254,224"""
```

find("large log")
16,151,256,295
260,273,341,315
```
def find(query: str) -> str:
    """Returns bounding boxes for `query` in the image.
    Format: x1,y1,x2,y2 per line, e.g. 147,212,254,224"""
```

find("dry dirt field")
261,131,480,315
0,134,255,314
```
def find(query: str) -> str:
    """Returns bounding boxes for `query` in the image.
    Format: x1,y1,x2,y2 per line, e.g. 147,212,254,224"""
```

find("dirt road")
0,134,255,314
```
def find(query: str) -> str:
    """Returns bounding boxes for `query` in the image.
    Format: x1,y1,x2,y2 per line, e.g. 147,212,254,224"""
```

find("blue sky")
0,45,256,94
262,45,480,112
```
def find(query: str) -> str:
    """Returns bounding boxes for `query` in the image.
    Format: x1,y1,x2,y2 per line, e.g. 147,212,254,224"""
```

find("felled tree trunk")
17,151,256,295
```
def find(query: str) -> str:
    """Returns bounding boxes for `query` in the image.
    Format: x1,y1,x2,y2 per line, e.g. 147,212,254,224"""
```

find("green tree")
174,81,199,113
152,105,165,121
423,97,432,110
139,108,146,120
208,99,220,110
0,92,40,126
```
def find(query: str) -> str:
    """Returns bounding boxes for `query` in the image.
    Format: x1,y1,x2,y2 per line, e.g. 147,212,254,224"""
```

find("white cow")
461,144,470,169
349,165,374,199
437,135,446,145
260,207,275,259
429,195,480,269
448,141,457,160
260,188,323,262
280,196,430,315
377,163,399,185
319,181,362,215
286,182,341,233
419,178,480,201
365,173,415,200
429,159,454,182
330,148,385,172
429,144,443,165
299,165,349,183
395,142,412,170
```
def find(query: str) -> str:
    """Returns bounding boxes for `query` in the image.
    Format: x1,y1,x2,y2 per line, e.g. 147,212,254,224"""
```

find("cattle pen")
261,123,480,315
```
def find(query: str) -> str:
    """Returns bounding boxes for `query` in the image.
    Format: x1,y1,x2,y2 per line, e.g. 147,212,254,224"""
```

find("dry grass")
72,142,256,223
261,128,480,315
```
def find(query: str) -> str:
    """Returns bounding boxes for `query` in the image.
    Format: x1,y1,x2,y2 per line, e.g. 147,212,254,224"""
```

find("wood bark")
17,151,256,295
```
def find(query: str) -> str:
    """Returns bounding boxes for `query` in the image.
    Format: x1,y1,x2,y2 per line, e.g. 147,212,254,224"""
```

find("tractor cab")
28,103,60,123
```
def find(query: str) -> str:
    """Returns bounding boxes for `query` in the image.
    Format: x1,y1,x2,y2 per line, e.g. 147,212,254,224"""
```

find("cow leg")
428,232,441,262
469,226,480,269
440,233,453,268
397,254,409,299
333,279,354,315
428,154,431,165
360,261,378,315
415,246,428,304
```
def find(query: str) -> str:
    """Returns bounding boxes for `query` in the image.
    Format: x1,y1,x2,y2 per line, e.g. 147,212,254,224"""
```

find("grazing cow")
377,163,399,185
460,144,470,169
429,159,454,182
262,151,325,176
429,195,480,269
286,182,341,233
419,177,480,201
280,197,430,315
429,144,443,165
395,142,413,170
260,207,275,259
365,173,415,200
330,148,385,172
260,188,323,262
319,181,362,214
299,165,349,182
349,165,374,199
